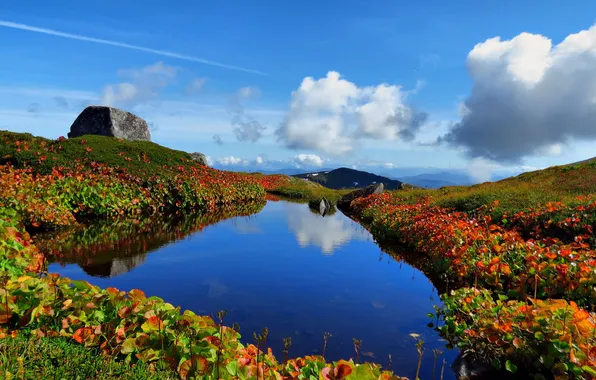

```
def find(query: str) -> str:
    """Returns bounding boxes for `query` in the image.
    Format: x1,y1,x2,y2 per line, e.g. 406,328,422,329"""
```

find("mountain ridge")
293,167,405,190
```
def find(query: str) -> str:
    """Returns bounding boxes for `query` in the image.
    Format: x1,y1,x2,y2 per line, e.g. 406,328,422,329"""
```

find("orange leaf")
0,304,11,324
335,362,353,378
178,355,209,379
128,289,146,301
72,327,93,344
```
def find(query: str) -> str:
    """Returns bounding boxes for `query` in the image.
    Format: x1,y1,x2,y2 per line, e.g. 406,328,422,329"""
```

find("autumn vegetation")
348,159,596,379
0,131,405,379
2,129,595,378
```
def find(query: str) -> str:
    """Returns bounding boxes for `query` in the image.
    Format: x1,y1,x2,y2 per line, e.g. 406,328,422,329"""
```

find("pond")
38,200,459,379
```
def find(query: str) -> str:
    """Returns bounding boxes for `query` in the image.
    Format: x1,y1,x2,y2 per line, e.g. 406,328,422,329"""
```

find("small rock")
337,183,384,210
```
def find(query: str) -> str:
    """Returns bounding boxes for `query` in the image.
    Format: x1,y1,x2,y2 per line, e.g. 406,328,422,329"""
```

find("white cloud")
255,156,266,165
440,24,596,163
101,62,178,107
185,78,207,95
217,156,249,166
285,203,369,254
237,86,261,99
467,157,500,183
205,156,214,166
383,162,395,169
293,153,325,167
101,83,138,107
276,71,427,156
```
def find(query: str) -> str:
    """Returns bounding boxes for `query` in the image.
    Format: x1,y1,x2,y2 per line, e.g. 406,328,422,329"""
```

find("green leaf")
121,338,136,354
534,331,545,340
505,360,518,373
582,366,596,377
226,361,238,376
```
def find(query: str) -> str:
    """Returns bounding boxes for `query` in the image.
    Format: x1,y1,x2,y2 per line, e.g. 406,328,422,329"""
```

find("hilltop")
0,130,205,178
293,167,406,190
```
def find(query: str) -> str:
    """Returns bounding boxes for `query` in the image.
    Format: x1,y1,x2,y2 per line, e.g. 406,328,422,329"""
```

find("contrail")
0,20,265,75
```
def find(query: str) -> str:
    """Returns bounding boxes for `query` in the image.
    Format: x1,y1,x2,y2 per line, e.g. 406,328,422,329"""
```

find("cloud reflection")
285,204,369,254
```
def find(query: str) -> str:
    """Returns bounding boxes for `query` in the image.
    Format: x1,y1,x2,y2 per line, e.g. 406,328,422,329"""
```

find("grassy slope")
0,130,201,178
385,157,596,218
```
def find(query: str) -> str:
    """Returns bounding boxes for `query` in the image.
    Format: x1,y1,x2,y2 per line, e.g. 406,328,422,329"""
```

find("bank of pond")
1,198,593,379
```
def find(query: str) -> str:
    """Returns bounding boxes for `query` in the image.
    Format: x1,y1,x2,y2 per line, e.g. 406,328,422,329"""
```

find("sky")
2,1,596,180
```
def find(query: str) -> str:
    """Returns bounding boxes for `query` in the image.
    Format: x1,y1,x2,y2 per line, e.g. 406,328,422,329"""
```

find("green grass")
0,334,178,380
268,179,350,204
380,157,596,218
0,130,202,178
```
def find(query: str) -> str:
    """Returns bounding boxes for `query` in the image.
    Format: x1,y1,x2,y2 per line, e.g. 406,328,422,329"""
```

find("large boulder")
68,106,151,141
337,183,384,211
189,152,208,166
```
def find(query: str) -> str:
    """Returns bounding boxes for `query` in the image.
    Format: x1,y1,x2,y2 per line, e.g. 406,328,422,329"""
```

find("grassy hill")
0,130,202,178
386,157,596,220
293,167,405,190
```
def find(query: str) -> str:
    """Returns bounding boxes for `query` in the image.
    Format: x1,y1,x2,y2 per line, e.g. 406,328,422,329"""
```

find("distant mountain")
395,171,475,188
293,167,404,190
258,168,334,176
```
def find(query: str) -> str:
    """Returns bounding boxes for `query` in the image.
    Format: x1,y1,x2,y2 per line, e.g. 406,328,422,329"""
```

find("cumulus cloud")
255,156,266,165
228,87,266,142
293,153,325,167
217,156,249,166
439,25,596,163
101,62,178,107
185,78,207,95
212,134,223,145
276,71,427,156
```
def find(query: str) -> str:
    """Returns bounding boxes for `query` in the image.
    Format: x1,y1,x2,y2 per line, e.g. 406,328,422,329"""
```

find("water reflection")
35,201,266,277
285,202,369,254
42,200,458,379
81,254,148,278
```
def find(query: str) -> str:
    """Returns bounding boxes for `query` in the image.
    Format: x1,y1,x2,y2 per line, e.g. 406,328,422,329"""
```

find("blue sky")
2,1,596,179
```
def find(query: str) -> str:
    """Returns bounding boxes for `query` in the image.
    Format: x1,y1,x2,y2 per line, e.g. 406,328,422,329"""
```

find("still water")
40,200,458,379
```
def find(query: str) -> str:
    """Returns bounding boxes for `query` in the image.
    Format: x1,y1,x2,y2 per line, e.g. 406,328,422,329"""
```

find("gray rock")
68,106,151,141
189,152,208,166
319,197,332,216
337,183,384,210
